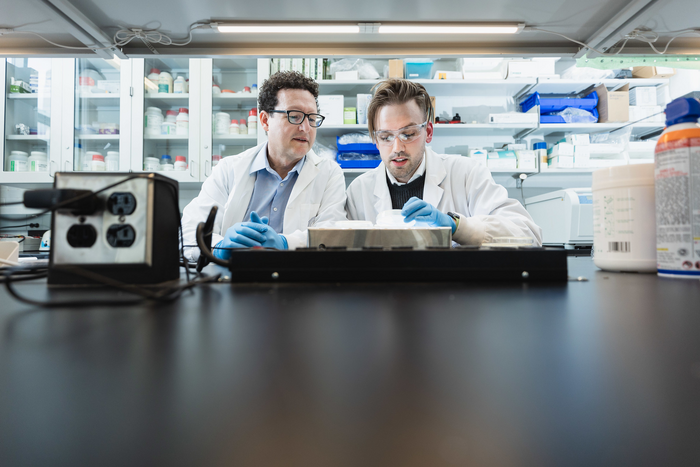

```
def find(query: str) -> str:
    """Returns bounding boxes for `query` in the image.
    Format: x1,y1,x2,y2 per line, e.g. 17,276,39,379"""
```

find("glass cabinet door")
141,58,192,175
210,59,259,171
74,58,122,172
3,58,53,176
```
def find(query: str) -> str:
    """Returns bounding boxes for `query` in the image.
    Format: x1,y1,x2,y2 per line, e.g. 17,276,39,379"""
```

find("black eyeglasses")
269,110,325,128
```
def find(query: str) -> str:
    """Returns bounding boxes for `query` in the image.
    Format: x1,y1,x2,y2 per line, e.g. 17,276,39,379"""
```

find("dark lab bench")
1,257,699,466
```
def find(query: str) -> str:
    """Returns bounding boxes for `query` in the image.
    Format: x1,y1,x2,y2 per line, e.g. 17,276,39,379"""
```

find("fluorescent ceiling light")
218,24,360,34
379,24,523,34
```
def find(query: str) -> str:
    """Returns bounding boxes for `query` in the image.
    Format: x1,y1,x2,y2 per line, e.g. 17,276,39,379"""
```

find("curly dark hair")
258,71,319,113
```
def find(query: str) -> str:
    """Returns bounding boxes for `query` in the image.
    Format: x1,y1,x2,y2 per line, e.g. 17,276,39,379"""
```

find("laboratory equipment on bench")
26,173,182,286
525,188,593,249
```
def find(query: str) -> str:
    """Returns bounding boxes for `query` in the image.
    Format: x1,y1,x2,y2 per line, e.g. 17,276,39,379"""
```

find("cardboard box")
629,105,665,123
573,146,591,168
388,60,404,79
506,143,526,151
629,87,658,106
507,59,557,78
586,84,629,123
488,112,538,125
356,94,372,125
632,66,676,79
335,70,359,80
487,151,517,169
548,142,574,157
468,149,488,166
343,107,357,125
434,70,462,80
515,150,537,171
548,155,574,169
565,134,590,145
318,95,344,125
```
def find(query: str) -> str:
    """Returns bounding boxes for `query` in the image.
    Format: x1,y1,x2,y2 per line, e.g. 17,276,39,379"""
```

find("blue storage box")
521,92,599,114
336,136,379,154
404,60,433,79
336,152,382,169
539,108,599,124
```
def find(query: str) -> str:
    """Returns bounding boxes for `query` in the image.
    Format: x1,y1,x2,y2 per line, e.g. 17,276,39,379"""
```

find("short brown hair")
258,71,319,113
367,79,434,137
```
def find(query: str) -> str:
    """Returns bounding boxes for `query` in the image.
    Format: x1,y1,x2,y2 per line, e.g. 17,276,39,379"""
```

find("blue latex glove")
212,213,269,260
249,211,288,250
401,197,456,234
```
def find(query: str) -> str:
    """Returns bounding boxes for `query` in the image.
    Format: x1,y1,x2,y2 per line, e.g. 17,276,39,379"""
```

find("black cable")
0,201,24,207
0,223,40,230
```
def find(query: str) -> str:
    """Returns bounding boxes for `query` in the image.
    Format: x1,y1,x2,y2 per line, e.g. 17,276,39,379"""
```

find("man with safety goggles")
345,79,542,246
181,71,347,261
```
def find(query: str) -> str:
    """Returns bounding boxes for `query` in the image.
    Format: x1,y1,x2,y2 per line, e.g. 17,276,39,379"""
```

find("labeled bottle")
91,153,106,171
158,71,173,94
8,150,28,172
174,155,187,171
160,155,174,171
147,68,160,94
105,151,119,171
174,76,186,94
239,120,247,134
655,97,700,279
165,110,177,123
144,156,160,171
229,119,240,135
248,108,258,135
28,151,48,172
176,108,189,136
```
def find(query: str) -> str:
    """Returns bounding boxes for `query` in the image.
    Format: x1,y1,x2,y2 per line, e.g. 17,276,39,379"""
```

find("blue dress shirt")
242,146,305,234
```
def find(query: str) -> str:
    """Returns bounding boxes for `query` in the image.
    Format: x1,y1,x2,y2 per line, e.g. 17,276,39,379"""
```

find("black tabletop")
1,258,700,467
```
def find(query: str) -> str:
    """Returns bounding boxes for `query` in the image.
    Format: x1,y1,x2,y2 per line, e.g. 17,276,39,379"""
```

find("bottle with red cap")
174,155,187,171
176,108,189,136
165,110,177,123
248,108,257,135
147,68,160,94
212,155,222,167
229,119,239,135
91,153,106,171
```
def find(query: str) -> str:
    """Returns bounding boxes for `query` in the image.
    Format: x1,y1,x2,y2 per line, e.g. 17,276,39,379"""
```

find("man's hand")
213,214,269,260
401,197,456,233
249,211,287,250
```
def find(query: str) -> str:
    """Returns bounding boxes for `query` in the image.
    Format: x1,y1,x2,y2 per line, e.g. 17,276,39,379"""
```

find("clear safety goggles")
373,121,428,146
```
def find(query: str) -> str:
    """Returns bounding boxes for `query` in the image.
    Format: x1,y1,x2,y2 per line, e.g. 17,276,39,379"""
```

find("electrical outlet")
107,192,137,215
106,224,136,248
66,224,97,248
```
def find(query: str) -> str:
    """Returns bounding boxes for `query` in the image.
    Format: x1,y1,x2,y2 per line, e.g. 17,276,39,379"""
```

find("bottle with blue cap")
654,97,700,279
533,142,548,168
160,154,174,171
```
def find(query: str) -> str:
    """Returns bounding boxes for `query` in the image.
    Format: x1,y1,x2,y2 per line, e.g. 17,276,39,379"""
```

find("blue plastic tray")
521,92,599,113
336,136,379,154
540,108,599,124
336,152,381,168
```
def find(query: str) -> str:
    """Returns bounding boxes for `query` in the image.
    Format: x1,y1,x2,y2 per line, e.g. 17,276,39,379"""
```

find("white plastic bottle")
160,155,174,171
174,76,186,94
147,68,160,94
229,119,240,134
28,151,48,172
176,108,189,136
174,155,187,171
144,157,160,171
158,71,173,94
105,151,119,171
8,151,28,172
165,110,177,123
248,108,257,135
654,97,700,279
239,120,247,135
91,153,106,171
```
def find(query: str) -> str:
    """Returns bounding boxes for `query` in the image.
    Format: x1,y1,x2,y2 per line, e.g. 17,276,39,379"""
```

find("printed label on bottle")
158,83,169,93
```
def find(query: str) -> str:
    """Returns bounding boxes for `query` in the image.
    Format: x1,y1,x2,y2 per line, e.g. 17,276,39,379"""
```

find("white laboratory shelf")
213,93,258,101
317,78,537,97
530,78,669,95
434,123,536,136
7,94,40,99
144,135,188,141
212,135,258,142
76,134,120,140
0,171,54,187
144,94,190,108
5,135,50,141
342,168,373,174
533,122,664,137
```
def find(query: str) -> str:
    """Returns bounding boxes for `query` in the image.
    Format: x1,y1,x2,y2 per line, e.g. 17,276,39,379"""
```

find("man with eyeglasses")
181,71,346,261
346,79,542,246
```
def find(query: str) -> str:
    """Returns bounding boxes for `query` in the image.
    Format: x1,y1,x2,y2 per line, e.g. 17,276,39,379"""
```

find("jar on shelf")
229,119,240,135
176,108,189,136
174,155,187,171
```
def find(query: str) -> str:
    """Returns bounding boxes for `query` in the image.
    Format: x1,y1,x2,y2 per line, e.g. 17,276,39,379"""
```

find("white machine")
525,188,593,249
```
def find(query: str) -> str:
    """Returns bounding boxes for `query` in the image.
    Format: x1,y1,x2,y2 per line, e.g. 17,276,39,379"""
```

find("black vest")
386,173,426,209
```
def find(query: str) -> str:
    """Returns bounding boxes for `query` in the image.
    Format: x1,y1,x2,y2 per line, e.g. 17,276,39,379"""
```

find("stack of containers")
629,87,664,123
521,92,599,124
335,136,381,169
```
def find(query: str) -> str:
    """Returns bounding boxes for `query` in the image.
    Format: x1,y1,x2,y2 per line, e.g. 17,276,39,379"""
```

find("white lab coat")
182,143,347,261
345,147,542,246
